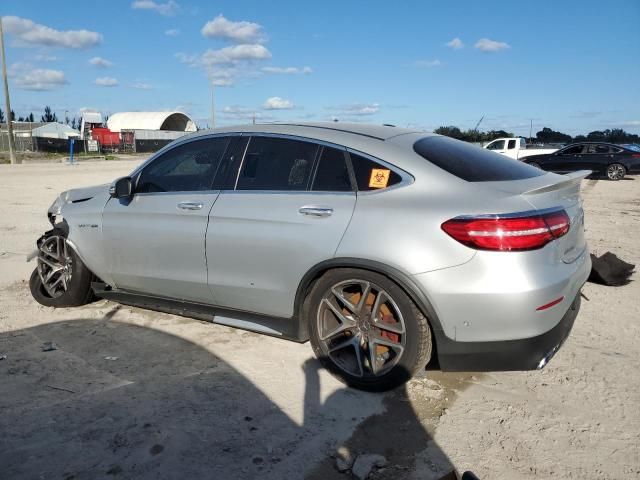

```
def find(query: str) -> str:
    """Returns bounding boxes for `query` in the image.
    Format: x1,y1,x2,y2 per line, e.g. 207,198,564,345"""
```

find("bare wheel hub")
316,279,406,378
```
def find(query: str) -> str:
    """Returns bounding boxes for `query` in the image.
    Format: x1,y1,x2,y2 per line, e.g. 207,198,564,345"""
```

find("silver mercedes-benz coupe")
30,122,591,390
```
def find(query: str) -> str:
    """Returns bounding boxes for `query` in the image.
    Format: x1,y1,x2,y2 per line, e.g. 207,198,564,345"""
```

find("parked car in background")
524,142,640,180
484,137,558,160
29,122,591,391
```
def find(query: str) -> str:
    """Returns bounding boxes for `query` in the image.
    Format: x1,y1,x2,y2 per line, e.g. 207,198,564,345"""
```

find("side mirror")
109,177,133,199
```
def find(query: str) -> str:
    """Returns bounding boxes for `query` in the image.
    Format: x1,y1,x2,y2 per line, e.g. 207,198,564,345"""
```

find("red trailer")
91,127,120,151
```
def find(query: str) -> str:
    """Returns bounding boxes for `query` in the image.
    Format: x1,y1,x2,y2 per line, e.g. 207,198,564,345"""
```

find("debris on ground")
0,354,7,360
41,341,58,352
104,356,119,361
351,453,387,480
589,252,635,286
334,445,354,473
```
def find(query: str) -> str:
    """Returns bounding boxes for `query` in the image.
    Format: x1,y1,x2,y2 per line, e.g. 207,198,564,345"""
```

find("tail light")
632,154,640,158
441,209,570,251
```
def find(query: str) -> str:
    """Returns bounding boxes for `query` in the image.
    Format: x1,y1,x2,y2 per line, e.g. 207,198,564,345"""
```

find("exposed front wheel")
528,162,542,169
30,232,94,308
606,163,626,181
306,268,432,391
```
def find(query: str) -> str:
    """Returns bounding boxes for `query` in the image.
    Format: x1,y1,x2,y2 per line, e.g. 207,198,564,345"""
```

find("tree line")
434,125,640,145
0,106,80,129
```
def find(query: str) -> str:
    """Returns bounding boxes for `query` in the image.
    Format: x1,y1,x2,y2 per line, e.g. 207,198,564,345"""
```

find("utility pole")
0,16,18,164
210,82,215,130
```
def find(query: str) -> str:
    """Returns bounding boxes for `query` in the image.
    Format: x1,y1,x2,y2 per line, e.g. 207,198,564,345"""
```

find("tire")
528,162,542,169
305,268,432,391
606,163,626,181
29,231,94,308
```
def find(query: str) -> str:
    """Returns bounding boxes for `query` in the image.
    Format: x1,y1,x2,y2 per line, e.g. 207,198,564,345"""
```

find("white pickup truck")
484,137,558,160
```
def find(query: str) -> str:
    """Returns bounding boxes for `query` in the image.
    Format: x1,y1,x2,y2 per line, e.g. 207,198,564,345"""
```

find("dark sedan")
524,143,640,180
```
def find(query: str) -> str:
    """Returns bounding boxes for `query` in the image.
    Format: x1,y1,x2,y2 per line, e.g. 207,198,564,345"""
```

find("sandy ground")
0,161,638,479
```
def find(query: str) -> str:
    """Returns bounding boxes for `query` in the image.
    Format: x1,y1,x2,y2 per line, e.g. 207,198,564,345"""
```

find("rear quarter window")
349,153,403,191
414,136,545,182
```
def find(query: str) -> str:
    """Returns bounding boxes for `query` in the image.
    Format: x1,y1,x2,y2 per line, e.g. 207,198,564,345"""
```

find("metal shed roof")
107,111,197,133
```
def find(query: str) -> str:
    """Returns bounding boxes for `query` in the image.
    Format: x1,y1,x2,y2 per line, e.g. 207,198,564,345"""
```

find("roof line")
262,123,386,141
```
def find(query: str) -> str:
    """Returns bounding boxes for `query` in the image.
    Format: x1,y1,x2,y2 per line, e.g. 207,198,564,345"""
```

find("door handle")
299,205,333,217
177,201,204,211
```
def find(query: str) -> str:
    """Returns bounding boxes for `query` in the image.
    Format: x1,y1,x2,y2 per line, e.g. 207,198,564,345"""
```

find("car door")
102,135,230,303
547,144,585,172
583,144,612,175
485,139,506,155
206,135,357,318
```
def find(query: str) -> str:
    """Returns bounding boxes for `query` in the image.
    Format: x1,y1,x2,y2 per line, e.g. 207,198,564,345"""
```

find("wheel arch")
294,258,446,355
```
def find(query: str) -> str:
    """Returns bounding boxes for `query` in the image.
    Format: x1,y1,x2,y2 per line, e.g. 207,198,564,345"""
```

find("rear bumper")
435,292,581,371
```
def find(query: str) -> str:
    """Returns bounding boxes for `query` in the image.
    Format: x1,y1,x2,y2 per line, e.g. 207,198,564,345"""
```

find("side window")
212,135,249,190
311,147,352,192
561,145,584,155
520,138,527,149
586,144,610,154
136,137,229,193
507,139,516,149
486,140,505,150
236,137,318,191
349,153,402,191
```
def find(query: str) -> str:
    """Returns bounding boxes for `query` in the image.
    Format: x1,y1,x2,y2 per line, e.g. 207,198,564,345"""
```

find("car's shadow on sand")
0,311,461,479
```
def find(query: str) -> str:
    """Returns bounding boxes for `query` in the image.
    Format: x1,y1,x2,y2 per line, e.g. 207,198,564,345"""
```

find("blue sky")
2,0,639,135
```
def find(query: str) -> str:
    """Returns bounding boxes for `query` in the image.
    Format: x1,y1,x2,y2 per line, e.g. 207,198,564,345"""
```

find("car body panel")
206,190,356,318
102,191,221,303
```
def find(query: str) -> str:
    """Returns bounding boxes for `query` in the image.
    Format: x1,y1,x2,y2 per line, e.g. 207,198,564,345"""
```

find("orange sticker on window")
369,169,390,189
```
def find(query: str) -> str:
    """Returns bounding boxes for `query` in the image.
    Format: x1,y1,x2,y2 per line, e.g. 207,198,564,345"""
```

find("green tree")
41,106,58,123
535,127,572,144
434,126,464,140
0,108,4,123
28,112,35,122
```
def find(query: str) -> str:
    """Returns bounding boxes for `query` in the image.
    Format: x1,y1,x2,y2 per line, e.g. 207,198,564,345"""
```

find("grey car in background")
30,122,591,390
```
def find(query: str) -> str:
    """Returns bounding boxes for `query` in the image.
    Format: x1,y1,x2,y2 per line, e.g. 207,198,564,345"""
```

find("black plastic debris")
589,252,635,286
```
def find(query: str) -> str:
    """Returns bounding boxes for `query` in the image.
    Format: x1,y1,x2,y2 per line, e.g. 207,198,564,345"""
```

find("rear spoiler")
522,170,591,196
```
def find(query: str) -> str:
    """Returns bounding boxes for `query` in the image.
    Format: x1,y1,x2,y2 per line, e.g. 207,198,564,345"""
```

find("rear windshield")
414,136,545,182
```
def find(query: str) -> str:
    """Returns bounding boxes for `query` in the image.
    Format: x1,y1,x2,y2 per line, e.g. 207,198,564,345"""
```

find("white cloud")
221,105,273,122
12,67,67,91
201,15,265,43
176,45,272,86
131,0,179,16
88,56,113,68
263,97,294,110
446,37,464,50
262,66,312,74
412,59,442,68
94,77,118,87
201,44,271,65
34,54,58,62
338,103,380,116
2,16,102,49
474,38,510,52
131,82,153,89
165,28,180,36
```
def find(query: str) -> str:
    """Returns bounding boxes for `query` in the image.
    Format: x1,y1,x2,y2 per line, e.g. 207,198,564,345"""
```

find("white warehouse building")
107,111,197,133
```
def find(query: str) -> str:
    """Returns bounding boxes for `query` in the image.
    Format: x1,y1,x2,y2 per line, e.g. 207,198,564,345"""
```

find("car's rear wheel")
606,163,626,181
528,161,542,169
306,268,432,391
30,231,94,308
